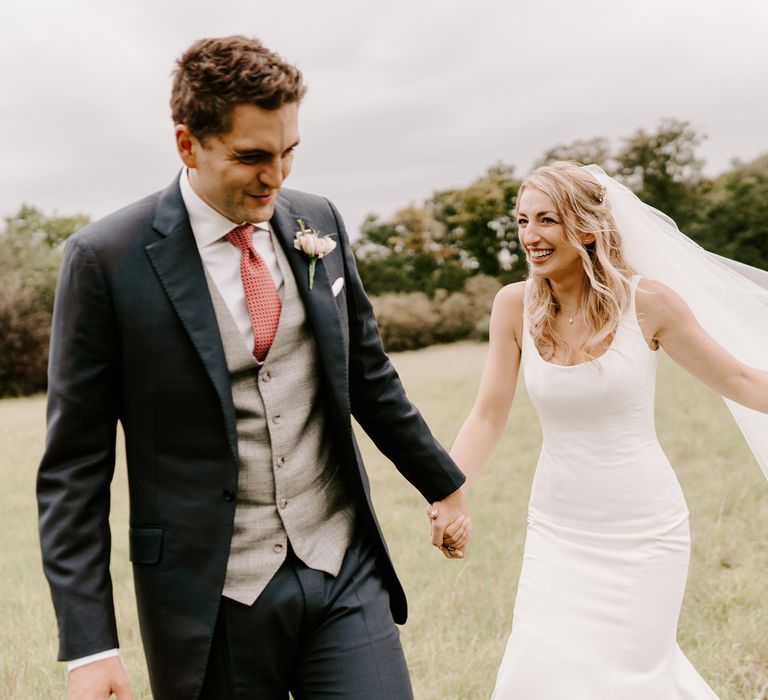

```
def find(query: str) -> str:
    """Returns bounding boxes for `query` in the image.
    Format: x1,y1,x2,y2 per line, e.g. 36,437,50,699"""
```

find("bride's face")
517,187,585,280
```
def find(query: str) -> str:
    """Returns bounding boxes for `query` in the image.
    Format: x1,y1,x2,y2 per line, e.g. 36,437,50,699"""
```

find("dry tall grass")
1,342,766,698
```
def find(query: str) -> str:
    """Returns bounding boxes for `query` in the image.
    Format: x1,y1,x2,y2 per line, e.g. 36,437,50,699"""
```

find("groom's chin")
243,195,276,221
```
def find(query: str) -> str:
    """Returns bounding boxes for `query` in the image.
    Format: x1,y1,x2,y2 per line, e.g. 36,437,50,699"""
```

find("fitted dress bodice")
521,276,689,532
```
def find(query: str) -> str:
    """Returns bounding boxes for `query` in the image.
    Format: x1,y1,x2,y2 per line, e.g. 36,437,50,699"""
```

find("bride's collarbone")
537,319,614,365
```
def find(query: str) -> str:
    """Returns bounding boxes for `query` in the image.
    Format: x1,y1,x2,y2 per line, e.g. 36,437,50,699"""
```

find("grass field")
1,341,767,699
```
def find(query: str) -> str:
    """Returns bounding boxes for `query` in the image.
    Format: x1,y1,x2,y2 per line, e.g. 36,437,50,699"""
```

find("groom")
37,35,468,699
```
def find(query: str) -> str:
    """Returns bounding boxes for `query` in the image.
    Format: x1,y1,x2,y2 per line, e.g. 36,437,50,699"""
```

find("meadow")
1,341,766,699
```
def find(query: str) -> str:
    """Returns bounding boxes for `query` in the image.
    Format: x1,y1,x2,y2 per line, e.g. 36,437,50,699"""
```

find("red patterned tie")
225,224,282,362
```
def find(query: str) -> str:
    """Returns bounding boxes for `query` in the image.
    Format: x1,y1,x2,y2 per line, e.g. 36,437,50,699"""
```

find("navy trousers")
198,530,414,700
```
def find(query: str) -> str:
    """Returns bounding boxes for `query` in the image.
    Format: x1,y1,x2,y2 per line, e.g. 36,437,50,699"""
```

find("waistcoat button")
261,371,272,383
273,543,283,553
279,499,288,509
272,415,282,425
277,456,286,467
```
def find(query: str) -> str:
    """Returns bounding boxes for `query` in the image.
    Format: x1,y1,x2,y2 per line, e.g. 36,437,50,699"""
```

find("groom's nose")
258,158,286,190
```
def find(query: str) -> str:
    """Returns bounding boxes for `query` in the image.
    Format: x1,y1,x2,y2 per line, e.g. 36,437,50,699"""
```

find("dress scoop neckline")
524,275,645,369
529,329,618,369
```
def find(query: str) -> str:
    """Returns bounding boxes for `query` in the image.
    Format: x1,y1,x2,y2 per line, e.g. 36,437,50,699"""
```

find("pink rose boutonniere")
293,219,337,289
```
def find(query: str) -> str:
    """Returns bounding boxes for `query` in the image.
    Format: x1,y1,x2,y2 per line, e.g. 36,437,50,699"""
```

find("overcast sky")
3,0,767,237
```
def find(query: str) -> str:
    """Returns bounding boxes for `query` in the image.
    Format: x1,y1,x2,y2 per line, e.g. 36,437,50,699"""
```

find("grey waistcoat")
204,237,356,606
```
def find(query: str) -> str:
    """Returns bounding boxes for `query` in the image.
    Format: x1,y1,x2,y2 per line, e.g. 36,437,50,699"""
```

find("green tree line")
355,118,768,297
0,206,90,397
2,118,767,396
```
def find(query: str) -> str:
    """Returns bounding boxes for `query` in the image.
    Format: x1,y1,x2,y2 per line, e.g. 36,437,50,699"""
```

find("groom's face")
178,102,300,223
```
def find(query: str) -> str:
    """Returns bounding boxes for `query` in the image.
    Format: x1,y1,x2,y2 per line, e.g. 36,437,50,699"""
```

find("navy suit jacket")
37,175,465,698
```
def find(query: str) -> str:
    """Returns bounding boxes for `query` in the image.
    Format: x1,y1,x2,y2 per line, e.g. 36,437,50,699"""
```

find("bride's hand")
426,503,472,557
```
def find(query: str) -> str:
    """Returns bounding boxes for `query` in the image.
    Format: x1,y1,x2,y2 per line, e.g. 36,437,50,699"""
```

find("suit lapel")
144,177,238,462
270,199,350,414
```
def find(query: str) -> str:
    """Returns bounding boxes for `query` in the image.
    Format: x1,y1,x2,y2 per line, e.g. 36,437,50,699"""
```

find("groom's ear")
175,124,198,168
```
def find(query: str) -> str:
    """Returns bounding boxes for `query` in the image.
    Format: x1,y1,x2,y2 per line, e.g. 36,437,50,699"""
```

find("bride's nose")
521,224,542,247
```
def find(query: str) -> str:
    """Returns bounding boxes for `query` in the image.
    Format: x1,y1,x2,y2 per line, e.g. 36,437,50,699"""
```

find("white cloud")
2,0,767,235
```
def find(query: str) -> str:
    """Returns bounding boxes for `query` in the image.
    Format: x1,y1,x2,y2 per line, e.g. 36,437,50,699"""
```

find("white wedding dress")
492,276,719,699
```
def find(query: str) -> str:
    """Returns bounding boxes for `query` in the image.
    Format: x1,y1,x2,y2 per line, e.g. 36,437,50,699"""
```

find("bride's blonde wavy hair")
517,161,635,363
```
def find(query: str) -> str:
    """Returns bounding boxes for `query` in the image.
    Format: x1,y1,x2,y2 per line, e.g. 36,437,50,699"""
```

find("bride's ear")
581,232,596,245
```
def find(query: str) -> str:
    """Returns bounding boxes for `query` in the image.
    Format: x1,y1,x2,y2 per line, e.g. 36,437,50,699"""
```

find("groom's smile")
176,101,300,224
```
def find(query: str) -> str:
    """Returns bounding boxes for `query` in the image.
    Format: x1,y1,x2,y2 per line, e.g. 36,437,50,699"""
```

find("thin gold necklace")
565,308,581,324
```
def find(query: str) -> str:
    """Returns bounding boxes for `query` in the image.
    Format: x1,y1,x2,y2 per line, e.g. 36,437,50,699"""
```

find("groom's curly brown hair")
171,35,306,141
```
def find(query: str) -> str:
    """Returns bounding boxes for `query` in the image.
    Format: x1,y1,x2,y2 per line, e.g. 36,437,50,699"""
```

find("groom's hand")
68,657,134,700
427,488,471,559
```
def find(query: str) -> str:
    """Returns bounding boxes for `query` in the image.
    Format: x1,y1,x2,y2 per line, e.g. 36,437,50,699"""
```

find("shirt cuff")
66,649,120,671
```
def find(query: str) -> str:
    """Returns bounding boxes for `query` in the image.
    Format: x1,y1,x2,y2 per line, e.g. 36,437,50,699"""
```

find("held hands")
426,488,472,559
68,657,134,700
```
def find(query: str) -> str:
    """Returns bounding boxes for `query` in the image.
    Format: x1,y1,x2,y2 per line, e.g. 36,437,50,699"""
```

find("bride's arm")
450,282,525,489
637,278,768,412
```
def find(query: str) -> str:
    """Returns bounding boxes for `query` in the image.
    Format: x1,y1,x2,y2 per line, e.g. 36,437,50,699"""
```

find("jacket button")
222,490,235,502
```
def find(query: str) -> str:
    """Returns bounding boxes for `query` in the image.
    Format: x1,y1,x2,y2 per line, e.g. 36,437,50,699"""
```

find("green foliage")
354,207,471,297
371,292,440,351
372,275,502,352
1,204,89,306
357,119,768,357
614,118,706,228
0,205,89,397
534,119,708,235
355,165,523,297
535,136,614,172
687,154,768,271
432,291,476,343
0,277,51,396
355,119,751,305
431,163,522,278
463,274,503,340
5,204,90,248
2,121,767,396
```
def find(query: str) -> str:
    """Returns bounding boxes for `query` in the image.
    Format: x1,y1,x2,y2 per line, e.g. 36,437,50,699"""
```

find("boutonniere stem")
293,219,337,289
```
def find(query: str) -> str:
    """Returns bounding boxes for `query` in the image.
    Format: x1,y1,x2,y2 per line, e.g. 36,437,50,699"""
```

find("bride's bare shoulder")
635,278,690,345
493,281,526,318
490,282,526,347
635,278,684,314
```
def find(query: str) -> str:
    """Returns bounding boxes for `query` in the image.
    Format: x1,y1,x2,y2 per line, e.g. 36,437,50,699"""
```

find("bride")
437,161,768,698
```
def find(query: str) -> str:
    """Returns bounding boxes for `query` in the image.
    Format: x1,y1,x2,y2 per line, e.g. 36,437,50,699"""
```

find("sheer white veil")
583,164,768,480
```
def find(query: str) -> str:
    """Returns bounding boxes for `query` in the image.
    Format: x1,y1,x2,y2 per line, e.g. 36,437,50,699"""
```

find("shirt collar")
179,168,270,249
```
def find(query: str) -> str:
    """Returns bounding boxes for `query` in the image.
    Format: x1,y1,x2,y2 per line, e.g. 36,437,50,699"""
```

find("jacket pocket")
129,526,165,564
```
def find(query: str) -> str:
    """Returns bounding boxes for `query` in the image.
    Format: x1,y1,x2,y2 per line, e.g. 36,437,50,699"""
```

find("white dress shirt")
67,171,284,671
180,168,284,351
